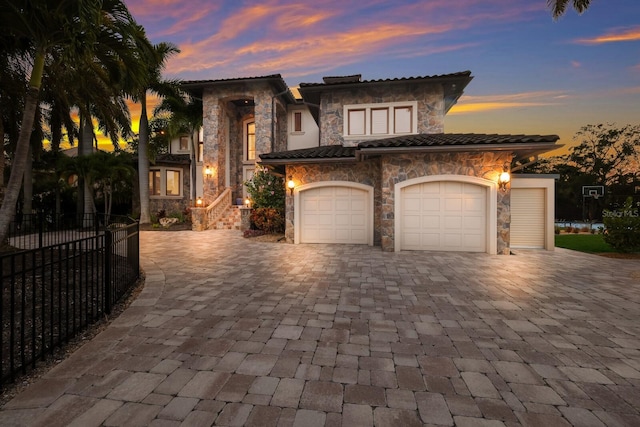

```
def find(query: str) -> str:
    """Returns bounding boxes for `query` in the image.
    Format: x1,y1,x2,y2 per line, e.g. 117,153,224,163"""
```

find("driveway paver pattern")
1,230,639,426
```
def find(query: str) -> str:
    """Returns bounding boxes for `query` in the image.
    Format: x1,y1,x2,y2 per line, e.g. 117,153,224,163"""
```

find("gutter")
356,143,562,160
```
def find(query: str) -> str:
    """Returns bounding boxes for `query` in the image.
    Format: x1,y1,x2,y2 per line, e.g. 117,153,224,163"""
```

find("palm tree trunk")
0,48,45,243
0,118,5,192
22,144,33,218
138,91,151,223
80,114,95,227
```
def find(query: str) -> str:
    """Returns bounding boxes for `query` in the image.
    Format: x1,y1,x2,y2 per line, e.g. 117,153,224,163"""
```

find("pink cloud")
574,26,640,44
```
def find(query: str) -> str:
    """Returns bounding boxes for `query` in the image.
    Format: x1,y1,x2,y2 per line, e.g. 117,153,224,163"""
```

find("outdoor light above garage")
498,165,511,192
287,177,295,195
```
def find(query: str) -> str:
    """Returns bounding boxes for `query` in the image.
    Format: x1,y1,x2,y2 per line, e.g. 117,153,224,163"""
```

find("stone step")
212,205,242,230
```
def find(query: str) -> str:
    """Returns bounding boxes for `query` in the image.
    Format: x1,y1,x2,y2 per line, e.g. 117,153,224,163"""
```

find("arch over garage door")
394,175,497,254
294,181,374,245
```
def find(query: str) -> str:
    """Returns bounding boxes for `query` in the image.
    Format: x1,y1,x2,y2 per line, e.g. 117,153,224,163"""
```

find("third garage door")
400,181,486,252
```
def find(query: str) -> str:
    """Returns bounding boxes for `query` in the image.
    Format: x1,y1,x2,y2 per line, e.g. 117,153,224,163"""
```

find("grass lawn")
555,233,617,253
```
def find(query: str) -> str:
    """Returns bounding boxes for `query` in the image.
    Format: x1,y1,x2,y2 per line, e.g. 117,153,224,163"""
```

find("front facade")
178,71,560,254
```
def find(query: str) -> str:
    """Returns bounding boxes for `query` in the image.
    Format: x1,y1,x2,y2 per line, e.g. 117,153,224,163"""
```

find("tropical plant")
127,41,180,224
0,0,146,242
548,0,592,18
153,93,203,202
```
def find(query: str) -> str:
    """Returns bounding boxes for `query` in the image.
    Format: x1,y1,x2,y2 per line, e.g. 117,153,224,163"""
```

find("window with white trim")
293,111,303,133
149,167,182,197
245,120,256,162
343,101,418,138
179,136,189,151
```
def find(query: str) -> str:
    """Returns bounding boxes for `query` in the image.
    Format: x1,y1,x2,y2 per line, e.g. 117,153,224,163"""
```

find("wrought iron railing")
0,215,139,387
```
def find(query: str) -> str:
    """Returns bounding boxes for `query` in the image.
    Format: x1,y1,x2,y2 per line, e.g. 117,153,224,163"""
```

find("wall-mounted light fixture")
244,198,251,208
204,165,213,179
287,176,295,195
498,164,511,192
196,197,203,207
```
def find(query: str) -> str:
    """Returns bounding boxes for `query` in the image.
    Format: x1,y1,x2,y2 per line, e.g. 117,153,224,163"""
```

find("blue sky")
123,0,640,155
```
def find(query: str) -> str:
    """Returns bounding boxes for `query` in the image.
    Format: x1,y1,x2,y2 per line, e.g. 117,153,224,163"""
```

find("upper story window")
343,101,418,139
179,136,189,151
293,111,303,133
245,120,256,162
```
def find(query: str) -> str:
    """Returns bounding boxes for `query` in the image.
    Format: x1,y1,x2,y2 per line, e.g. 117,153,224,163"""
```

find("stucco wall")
318,83,445,147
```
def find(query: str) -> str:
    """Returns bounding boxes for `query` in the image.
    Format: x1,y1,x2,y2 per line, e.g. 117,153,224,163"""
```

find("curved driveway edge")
0,230,639,426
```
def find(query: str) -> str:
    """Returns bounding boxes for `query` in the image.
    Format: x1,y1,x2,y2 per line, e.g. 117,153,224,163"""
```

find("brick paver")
0,230,639,426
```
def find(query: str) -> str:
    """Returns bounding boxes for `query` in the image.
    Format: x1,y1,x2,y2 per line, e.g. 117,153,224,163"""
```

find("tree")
0,0,144,242
154,94,203,203
567,124,640,190
129,41,180,224
548,0,592,18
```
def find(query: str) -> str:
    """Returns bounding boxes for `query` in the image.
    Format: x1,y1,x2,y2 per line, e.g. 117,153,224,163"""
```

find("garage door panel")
401,181,486,252
300,186,369,244
511,188,545,248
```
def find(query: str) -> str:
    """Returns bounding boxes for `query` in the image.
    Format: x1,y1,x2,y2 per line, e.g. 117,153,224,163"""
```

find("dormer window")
343,101,418,139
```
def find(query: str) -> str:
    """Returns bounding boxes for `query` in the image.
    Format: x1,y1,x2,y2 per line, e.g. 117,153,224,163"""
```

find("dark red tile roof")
299,71,472,88
260,145,356,162
358,133,560,148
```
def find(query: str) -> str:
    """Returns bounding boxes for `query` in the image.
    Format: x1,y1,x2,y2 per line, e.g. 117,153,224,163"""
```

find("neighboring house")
176,71,561,254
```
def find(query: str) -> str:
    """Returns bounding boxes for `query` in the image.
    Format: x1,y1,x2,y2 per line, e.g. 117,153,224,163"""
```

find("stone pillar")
191,207,206,231
254,91,273,156
202,92,224,203
240,207,252,232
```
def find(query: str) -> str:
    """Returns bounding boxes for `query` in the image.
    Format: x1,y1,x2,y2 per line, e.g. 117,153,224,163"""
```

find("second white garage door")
299,186,369,244
511,188,546,249
400,181,486,252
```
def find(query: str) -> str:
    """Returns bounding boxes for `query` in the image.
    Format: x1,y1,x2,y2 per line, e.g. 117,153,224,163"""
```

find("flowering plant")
244,166,285,209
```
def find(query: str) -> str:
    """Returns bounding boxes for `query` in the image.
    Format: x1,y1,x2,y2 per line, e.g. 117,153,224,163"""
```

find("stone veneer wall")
284,161,382,244
380,152,513,253
202,82,277,203
318,83,445,147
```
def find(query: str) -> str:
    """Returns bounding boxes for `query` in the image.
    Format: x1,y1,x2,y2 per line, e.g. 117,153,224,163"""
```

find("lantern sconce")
498,164,511,192
196,197,203,207
287,176,295,195
204,165,213,179
244,198,251,208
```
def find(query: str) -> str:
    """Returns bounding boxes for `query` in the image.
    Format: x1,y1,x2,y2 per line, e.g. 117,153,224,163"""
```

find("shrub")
554,226,561,235
566,226,573,233
572,227,579,234
244,166,285,209
250,208,285,233
603,198,640,253
580,226,590,233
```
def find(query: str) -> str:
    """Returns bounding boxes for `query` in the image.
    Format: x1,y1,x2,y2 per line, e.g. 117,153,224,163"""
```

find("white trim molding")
394,175,498,254
293,181,375,246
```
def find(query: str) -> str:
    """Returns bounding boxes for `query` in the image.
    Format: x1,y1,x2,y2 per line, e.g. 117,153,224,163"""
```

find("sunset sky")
119,0,640,155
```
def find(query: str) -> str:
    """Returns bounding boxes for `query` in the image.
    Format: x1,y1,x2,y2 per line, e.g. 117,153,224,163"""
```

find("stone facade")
284,161,382,244
284,152,513,253
380,152,513,253
318,83,445,147
149,163,191,216
202,82,287,204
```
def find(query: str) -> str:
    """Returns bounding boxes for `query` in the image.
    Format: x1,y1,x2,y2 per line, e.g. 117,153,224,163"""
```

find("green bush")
603,198,640,253
250,208,285,233
244,166,285,209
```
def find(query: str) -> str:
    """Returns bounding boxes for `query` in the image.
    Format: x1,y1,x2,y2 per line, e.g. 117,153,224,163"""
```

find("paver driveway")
1,230,640,426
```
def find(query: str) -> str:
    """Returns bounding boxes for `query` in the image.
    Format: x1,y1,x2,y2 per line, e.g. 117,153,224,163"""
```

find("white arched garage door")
399,181,488,252
297,183,372,244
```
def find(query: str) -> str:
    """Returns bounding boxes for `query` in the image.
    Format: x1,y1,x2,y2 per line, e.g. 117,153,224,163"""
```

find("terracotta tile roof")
260,133,561,164
299,71,472,88
358,133,560,148
260,145,356,162
153,153,191,164
180,74,296,103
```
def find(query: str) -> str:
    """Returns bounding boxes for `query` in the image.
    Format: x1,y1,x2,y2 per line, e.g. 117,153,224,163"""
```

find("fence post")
38,212,43,249
104,230,112,314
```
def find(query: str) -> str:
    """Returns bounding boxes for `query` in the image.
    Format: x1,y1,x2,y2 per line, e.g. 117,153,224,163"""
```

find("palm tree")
129,41,180,224
548,0,592,18
154,94,203,203
0,0,143,242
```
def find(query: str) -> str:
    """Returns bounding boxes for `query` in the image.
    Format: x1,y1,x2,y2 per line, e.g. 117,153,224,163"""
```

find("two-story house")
156,71,560,254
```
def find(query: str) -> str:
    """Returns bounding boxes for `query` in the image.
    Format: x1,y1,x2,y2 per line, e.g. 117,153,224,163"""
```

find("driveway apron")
1,230,639,426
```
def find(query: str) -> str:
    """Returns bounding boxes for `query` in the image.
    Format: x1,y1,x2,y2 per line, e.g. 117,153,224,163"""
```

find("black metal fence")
0,214,140,387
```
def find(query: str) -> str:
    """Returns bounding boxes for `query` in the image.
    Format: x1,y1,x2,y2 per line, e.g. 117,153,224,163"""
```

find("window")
149,170,161,196
343,101,418,138
149,168,182,197
166,170,180,196
293,111,302,132
179,136,189,151
198,141,204,162
246,121,256,161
